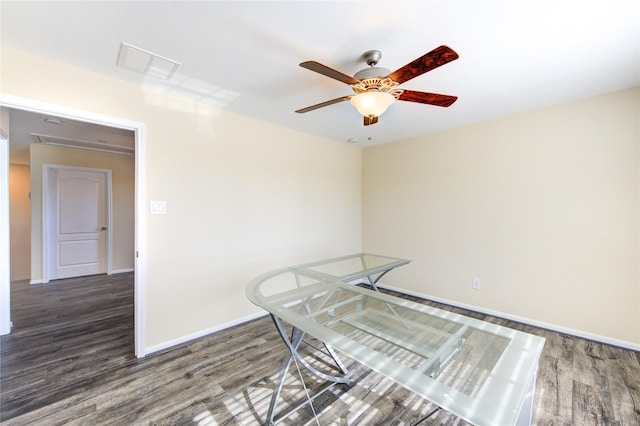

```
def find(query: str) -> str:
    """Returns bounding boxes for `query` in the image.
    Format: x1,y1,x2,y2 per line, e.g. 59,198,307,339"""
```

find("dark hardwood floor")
1,273,639,425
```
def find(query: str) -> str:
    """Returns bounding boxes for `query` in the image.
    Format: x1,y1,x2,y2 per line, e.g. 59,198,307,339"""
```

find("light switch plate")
150,200,166,214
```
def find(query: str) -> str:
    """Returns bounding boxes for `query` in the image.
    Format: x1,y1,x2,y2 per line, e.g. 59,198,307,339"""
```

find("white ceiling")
1,1,639,154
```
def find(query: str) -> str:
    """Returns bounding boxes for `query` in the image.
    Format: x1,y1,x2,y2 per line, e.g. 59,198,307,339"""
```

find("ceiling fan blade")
398,90,458,107
387,45,459,84
300,61,360,85
364,115,379,126
295,96,352,113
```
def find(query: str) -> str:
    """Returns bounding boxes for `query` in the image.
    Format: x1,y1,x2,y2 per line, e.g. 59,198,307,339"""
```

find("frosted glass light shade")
350,91,395,117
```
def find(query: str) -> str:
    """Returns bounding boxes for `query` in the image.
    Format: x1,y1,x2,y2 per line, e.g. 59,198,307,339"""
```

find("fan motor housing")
354,66,391,80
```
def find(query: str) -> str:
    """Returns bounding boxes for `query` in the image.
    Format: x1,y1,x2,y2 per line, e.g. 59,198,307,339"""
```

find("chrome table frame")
246,254,545,425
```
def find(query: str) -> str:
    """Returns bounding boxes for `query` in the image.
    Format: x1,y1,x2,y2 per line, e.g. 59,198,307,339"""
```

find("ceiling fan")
296,45,459,126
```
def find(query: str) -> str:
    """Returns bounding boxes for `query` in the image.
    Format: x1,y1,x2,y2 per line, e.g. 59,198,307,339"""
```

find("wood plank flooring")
1,273,639,425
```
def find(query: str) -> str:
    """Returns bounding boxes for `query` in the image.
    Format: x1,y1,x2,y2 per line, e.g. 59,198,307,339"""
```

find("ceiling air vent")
116,42,180,80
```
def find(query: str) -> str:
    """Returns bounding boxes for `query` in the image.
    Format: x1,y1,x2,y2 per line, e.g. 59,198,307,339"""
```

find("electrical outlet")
472,278,481,290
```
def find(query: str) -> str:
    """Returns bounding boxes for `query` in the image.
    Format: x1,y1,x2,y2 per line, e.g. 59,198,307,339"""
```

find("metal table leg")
365,268,393,291
266,314,351,425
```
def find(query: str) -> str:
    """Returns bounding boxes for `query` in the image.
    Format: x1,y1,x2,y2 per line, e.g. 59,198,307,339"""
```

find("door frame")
0,129,10,335
0,93,147,358
42,164,113,284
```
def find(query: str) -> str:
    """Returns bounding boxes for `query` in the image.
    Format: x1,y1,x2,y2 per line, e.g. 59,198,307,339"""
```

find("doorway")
0,94,147,357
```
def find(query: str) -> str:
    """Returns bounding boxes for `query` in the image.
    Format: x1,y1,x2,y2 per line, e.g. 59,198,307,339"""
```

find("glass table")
246,255,545,425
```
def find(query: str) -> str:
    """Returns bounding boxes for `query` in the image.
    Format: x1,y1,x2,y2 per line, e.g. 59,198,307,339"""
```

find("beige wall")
29,144,135,279
9,163,30,280
363,87,640,344
1,46,362,348
2,110,28,282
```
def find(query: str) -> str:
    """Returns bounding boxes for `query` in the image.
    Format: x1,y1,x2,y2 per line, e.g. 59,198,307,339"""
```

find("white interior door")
46,166,110,280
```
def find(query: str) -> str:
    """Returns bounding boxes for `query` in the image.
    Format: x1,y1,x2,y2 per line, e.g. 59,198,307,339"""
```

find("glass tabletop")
247,269,545,426
288,253,411,282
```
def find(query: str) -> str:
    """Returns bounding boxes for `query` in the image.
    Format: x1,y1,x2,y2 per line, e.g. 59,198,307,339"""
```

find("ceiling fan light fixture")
350,91,395,117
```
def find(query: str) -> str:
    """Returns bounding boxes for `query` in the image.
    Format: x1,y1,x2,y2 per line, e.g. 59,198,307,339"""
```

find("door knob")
97,226,107,231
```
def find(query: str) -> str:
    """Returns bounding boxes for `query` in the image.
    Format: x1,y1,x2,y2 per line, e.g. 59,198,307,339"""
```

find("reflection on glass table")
246,259,545,426
289,253,411,290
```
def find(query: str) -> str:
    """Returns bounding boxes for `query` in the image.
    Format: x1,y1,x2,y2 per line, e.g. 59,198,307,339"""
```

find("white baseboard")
145,310,269,355
29,269,133,283
377,283,640,352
